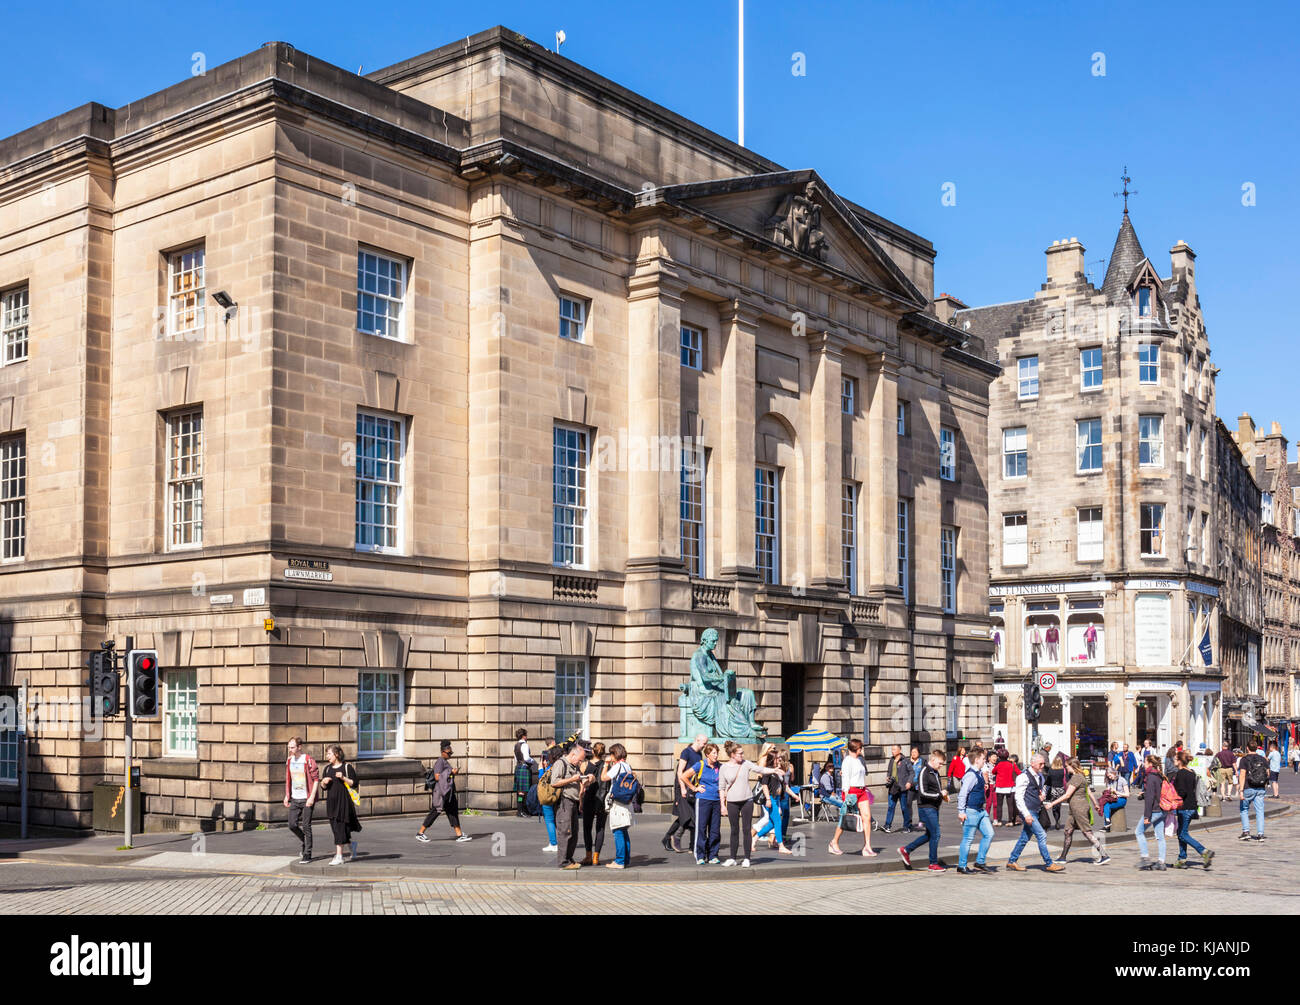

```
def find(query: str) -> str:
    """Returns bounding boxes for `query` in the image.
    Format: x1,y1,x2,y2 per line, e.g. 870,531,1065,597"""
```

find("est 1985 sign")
1037,671,1056,691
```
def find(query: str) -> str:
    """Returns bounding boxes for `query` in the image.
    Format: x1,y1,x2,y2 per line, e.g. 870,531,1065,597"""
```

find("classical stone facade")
957,213,1233,759
1233,415,1300,727
0,28,995,832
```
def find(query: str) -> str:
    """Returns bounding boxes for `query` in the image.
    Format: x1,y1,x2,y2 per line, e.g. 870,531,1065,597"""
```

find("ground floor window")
0,686,16,783
358,671,403,757
163,669,198,756
1070,697,1109,761
555,659,590,739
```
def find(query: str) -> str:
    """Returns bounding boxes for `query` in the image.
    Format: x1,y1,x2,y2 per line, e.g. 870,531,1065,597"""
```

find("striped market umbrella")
783,728,846,754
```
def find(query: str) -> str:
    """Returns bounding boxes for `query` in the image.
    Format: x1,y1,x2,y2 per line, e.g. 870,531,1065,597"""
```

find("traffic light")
127,649,160,719
1023,679,1043,722
85,648,119,716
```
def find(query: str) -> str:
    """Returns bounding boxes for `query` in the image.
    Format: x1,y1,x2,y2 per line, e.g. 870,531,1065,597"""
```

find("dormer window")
1137,286,1152,318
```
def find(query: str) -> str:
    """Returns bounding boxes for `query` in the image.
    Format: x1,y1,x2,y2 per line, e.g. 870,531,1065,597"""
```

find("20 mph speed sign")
1037,672,1056,690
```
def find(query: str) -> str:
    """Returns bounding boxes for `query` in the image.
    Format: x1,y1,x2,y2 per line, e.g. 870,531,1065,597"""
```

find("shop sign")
1125,579,1180,590
990,580,1111,597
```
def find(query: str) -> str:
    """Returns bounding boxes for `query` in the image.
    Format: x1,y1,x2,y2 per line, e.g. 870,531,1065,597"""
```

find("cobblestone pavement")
3,806,1297,915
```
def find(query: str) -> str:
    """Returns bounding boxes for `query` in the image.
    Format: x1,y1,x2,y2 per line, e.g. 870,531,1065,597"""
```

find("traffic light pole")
124,634,133,848
1030,651,1040,751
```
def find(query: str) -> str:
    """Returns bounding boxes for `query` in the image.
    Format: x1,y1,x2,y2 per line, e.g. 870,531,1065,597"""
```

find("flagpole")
738,0,745,147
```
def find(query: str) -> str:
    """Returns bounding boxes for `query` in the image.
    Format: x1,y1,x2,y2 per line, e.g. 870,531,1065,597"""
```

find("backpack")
610,764,641,805
1158,778,1183,812
424,766,438,791
536,763,563,807
524,783,543,816
1194,773,1213,808
1245,754,1270,789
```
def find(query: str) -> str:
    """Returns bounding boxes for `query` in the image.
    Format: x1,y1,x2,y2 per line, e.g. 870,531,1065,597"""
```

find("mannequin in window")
1085,622,1098,660
1028,625,1042,658
1045,624,1059,663
993,629,1002,664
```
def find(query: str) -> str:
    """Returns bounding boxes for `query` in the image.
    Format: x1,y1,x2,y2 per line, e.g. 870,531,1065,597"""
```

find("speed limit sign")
1037,671,1056,691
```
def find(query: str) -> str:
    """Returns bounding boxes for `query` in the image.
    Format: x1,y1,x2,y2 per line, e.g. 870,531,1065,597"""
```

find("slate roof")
1101,213,1147,302
951,298,1035,363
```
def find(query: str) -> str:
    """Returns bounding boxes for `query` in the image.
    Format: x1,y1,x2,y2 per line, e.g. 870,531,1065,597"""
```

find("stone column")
719,300,761,580
864,354,900,591
809,332,845,588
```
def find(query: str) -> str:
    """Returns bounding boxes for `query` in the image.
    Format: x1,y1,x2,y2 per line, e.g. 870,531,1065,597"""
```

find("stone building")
957,210,1230,759
1214,418,1264,742
0,27,996,832
1233,414,1300,728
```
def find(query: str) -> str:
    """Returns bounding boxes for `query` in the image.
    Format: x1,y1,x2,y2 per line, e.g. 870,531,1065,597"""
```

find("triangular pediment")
1126,258,1163,294
659,170,926,310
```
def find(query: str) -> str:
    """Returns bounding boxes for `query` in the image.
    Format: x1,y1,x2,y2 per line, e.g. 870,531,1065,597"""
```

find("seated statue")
679,628,766,741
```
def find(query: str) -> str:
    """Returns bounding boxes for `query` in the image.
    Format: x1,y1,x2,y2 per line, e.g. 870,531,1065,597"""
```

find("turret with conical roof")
1101,212,1148,303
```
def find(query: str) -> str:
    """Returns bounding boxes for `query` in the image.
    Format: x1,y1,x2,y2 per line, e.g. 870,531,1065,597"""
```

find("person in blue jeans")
1236,742,1269,840
1005,752,1064,873
1102,769,1128,828
753,750,793,854
539,752,558,851
684,742,723,864
881,745,913,833
956,747,995,874
899,750,949,872
1134,754,1167,870
601,743,635,869
1171,751,1213,869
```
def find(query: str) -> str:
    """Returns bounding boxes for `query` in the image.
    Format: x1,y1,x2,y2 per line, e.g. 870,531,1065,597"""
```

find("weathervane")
1114,166,1137,216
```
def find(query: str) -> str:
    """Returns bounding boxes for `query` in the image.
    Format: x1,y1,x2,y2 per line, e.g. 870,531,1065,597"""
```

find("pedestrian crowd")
277,729,1285,873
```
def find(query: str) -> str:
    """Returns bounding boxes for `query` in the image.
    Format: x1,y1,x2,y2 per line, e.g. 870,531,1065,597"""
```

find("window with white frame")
842,482,858,594
841,376,857,416
555,659,590,739
940,527,957,613
1186,506,1196,557
0,686,15,783
1200,511,1209,565
1017,356,1039,399
1003,512,1028,567
680,446,705,578
1185,422,1194,475
680,324,702,369
755,466,779,585
1,286,28,364
1077,418,1102,473
939,426,957,481
1199,429,1208,480
167,246,205,338
1077,506,1103,562
1080,347,1102,390
898,499,910,605
163,669,198,756
553,424,589,568
1138,414,1164,468
1003,426,1027,479
355,411,404,553
1198,361,1207,401
1137,286,1152,318
1184,349,1193,393
356,250,407,340
559,295,588,342
165,409,203,550
0,436,24,561
897,401,908,436
946,683,959,738
1140,503,1165,557
1262,492,1274,526
1138,342,1159,384
357,671,403,757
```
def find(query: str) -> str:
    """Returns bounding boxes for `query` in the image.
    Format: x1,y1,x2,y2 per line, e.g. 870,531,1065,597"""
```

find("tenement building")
1213,418,1265,745
0,28,996,831
957,210,1231,760
1233,415,1300,728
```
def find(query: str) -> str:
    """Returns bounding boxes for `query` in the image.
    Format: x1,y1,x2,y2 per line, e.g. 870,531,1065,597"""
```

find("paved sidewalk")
1,795,1286,882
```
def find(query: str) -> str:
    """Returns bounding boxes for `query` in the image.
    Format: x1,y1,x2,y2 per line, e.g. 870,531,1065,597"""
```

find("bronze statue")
678,628,767,740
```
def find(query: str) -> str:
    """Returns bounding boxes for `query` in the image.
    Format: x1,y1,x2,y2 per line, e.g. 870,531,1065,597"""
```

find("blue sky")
3,0,1296,440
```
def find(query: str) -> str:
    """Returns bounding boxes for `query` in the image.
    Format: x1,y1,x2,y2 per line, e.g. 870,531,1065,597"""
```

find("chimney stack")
1170,240,1196,298
933,292,968,326
1045,238,1086,287
1236,413,1257,455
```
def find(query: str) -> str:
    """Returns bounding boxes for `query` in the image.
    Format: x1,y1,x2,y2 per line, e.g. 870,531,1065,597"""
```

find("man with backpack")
551,741,592,868
1237,741,1270,842
416,740,472,844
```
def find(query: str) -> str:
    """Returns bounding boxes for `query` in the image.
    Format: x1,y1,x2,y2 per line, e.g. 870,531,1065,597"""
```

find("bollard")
1107,805,1127,832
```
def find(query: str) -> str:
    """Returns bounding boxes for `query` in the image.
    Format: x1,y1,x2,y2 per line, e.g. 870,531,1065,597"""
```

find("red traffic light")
138,655,156,672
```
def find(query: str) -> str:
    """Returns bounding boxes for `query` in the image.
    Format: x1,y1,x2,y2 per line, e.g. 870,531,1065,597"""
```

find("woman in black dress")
319,744,361,865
